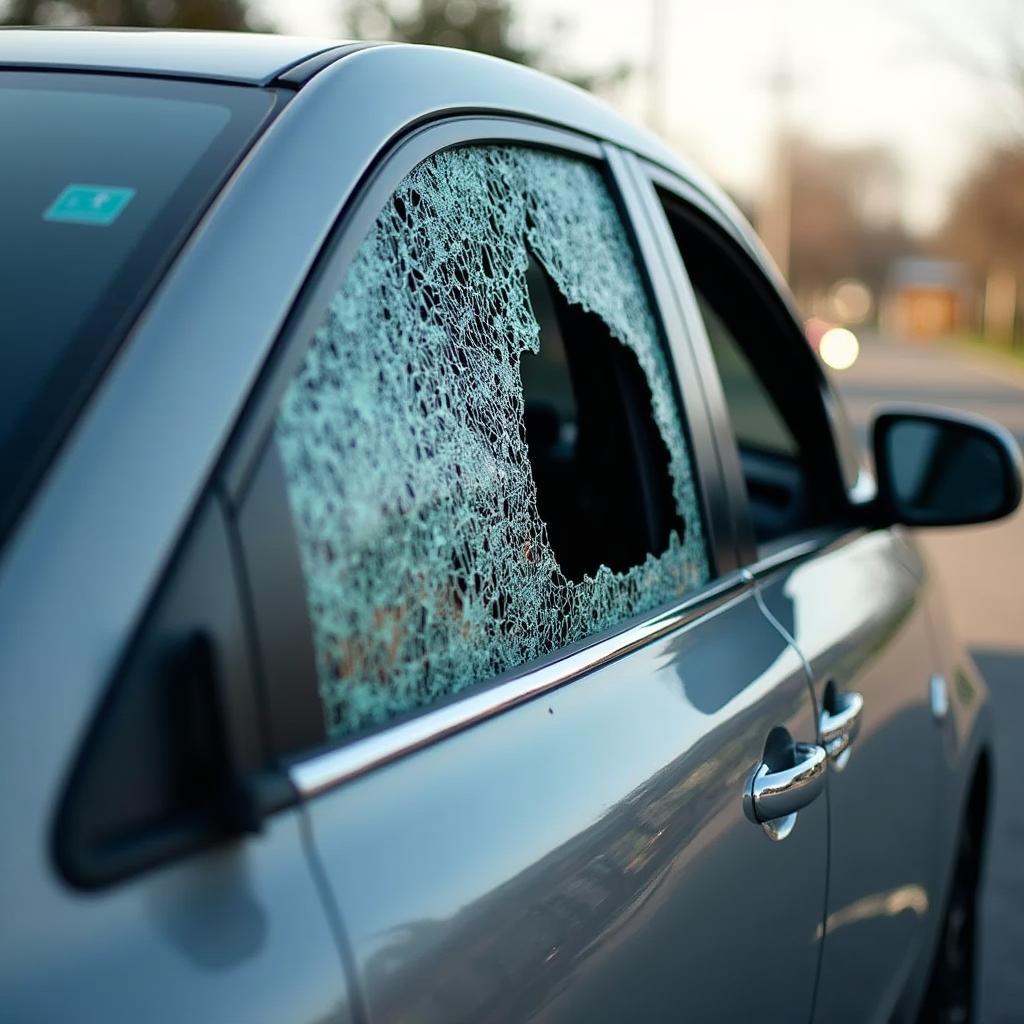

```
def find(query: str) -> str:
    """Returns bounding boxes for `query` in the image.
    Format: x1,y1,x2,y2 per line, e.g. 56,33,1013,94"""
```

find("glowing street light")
819,327,860,371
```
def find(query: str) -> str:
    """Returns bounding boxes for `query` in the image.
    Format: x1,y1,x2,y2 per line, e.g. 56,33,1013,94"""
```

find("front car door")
641,163,948,1023
758,534,945,1023
230,122,829,1022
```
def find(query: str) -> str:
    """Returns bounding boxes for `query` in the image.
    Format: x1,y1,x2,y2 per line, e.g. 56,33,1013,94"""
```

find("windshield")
0,72,277,545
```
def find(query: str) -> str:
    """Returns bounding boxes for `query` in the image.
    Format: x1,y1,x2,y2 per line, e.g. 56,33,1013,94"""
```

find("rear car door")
232,122,829,1022
0,72,351,1024
644,167,947,1023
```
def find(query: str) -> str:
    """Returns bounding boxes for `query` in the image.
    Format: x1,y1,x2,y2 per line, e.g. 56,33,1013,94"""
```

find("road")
832,336,1024,1024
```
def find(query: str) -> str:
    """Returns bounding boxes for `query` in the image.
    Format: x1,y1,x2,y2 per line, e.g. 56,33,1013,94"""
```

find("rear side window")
0,72,276,547
272,144,709,739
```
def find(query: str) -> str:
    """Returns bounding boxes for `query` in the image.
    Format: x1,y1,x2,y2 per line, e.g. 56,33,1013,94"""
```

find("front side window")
660,195,846,548
274,144,709,738
695,294,798,459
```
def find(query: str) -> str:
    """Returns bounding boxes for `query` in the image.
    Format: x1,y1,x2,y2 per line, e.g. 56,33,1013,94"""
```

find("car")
0,28,1020,1024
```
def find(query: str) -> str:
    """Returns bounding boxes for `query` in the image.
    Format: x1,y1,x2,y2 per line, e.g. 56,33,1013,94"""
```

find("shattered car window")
274,145,710,738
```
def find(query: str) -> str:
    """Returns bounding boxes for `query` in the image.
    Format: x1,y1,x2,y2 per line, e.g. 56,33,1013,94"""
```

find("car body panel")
302,586,827,1023
754,530,948,1023
0,807,352,1024
913,535,994,1010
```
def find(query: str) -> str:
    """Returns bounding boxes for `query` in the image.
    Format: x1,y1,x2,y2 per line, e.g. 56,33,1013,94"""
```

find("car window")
659,194,846,549
269,144,710,740
0,72,276,550
695,294,798,459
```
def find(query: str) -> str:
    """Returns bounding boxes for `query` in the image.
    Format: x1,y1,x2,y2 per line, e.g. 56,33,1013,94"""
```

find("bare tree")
339,0,630,93
935,145,1024,339
785,136,915,311
907,1,1024,338
906,0,1024,139
0,0,271,30
939,148,1024,275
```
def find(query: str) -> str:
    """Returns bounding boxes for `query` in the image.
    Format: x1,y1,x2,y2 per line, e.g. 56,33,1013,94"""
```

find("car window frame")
218,115,746,783
628,155,862,570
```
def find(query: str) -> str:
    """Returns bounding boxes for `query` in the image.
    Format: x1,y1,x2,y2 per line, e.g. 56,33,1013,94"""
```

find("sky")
258,0,1021,233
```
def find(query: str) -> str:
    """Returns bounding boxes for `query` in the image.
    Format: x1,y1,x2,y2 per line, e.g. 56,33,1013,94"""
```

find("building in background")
882,258,972,340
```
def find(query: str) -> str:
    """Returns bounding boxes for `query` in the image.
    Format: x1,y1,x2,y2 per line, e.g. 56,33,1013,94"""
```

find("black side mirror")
872,405,1023,528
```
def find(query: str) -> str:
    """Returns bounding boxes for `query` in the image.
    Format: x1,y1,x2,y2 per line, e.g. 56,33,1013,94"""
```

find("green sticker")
44,184,136,226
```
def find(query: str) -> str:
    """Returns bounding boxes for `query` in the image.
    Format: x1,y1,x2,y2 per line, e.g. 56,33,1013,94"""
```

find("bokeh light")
829,279,873,325
819,327,860,370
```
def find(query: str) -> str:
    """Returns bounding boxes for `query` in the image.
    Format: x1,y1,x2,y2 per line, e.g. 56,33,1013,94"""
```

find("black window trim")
218,114,738,788
606,146,740,574
633,156,862,572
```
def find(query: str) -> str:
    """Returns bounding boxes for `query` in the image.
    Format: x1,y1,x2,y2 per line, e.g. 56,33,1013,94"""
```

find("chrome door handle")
820,691,864,767
744,742,827,839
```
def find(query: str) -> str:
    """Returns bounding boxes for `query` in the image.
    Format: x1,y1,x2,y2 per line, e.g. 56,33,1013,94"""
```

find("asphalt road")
832,336,1024,1024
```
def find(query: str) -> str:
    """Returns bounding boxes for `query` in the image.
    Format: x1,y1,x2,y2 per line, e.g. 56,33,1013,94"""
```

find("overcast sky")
259,0,1020,232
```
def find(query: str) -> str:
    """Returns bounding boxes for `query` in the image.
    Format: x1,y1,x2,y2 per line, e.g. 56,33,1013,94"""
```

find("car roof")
0,29,716,202
0,28,351,85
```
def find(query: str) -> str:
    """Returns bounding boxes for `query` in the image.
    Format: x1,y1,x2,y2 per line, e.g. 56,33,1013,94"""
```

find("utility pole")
758,34,796,279
648,0,669,136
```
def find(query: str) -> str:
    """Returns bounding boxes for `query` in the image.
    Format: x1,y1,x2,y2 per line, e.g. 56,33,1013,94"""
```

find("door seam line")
748,570,830,1024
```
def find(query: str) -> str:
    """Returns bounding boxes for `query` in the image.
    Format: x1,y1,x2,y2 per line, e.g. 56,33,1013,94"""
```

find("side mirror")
872,405,1023,528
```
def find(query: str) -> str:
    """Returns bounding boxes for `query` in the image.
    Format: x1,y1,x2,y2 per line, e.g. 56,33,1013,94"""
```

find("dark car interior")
520,251,683,581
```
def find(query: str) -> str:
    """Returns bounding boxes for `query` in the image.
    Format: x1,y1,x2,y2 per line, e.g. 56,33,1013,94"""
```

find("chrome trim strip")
289,572,750,798
744,537,826,579
743,526,868,581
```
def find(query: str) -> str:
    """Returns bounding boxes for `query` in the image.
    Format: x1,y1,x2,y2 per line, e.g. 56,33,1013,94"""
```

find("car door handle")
744,742,827,825
820,691,864,765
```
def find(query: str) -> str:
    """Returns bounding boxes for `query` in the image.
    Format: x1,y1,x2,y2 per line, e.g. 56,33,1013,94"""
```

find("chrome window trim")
743,525,869,581
289,571,750,798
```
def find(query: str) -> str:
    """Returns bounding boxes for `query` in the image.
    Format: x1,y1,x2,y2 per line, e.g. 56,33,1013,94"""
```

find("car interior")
520,251,683,580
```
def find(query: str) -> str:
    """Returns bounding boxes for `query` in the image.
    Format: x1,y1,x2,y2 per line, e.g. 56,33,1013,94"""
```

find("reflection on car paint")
815,884,928,941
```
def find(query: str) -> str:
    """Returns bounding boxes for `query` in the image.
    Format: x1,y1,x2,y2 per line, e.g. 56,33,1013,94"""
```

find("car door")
757,536,945,1024
643,166,948,1023
230,120,829,1023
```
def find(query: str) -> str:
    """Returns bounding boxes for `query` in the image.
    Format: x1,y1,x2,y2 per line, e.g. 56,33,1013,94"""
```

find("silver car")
0,29,1019,1024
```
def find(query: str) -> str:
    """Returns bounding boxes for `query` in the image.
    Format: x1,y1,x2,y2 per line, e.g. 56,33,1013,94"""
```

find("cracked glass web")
274,145,710,738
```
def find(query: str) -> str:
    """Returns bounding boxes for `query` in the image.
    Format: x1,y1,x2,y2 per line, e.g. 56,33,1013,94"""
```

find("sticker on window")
44,184,136,226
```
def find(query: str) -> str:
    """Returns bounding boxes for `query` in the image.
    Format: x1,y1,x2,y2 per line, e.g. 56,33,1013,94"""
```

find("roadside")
947,335,1024,375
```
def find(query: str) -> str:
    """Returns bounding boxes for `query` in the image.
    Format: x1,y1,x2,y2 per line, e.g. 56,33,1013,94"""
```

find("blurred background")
3,0,1022,1019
